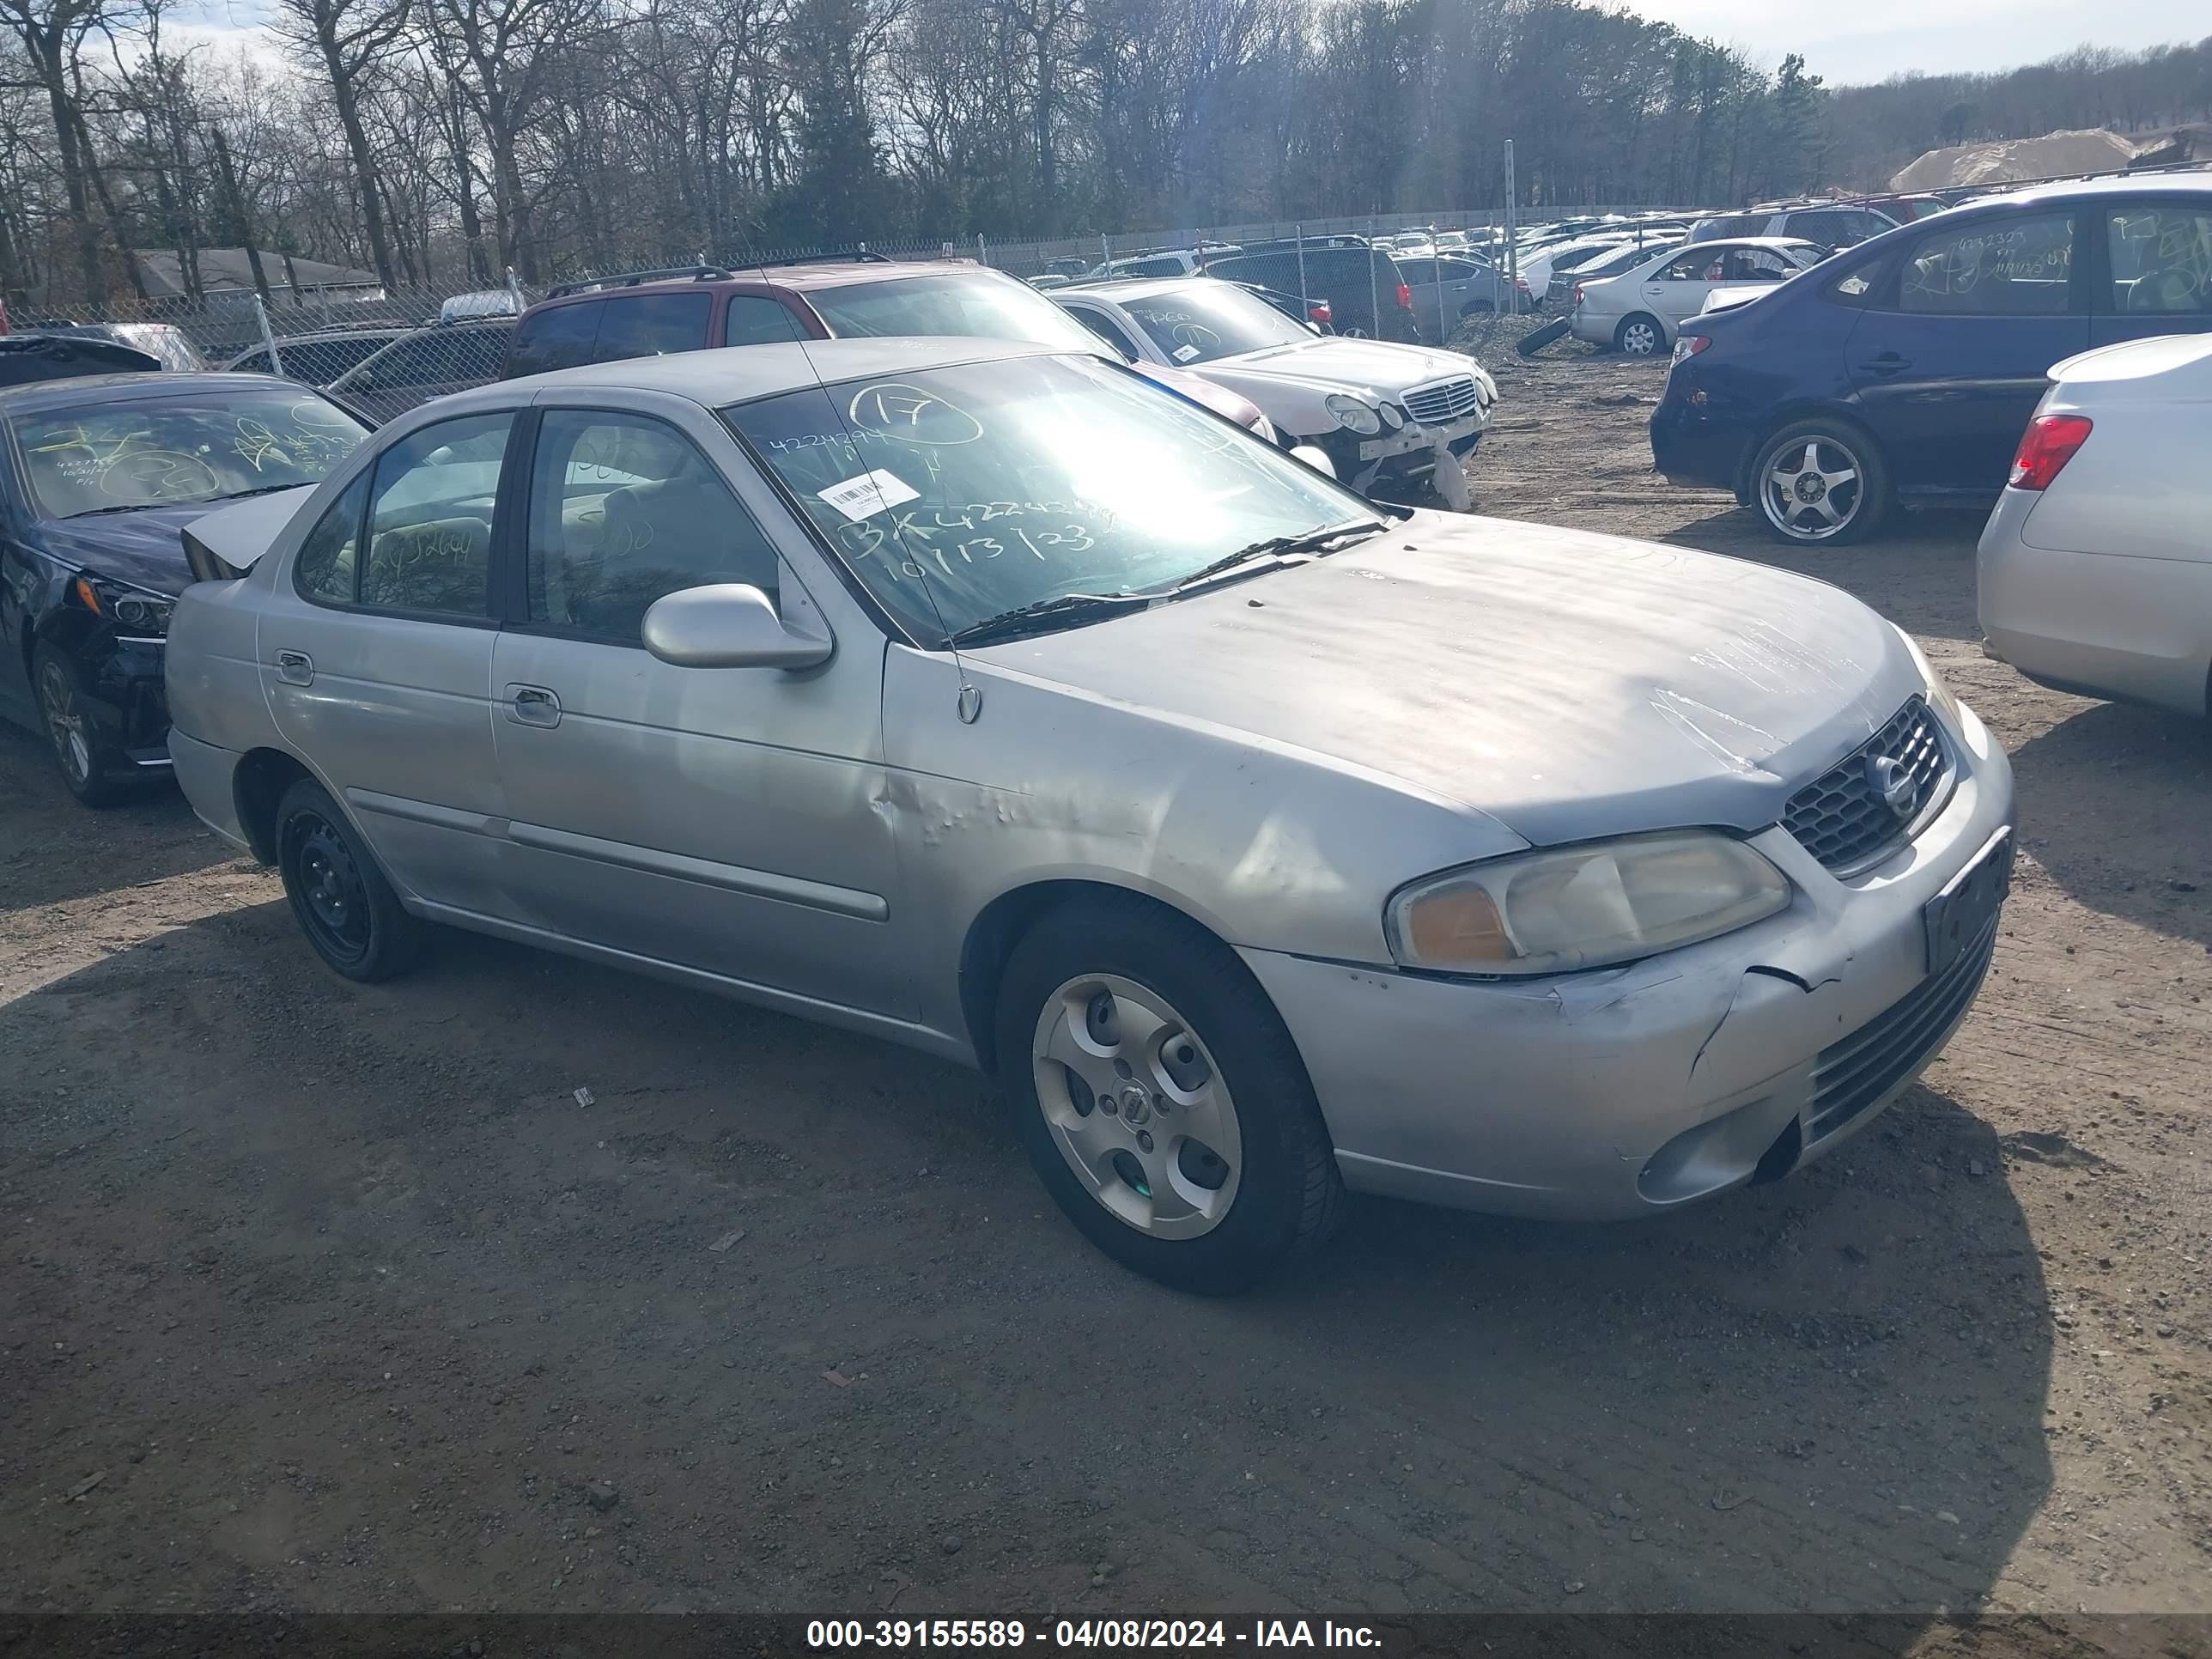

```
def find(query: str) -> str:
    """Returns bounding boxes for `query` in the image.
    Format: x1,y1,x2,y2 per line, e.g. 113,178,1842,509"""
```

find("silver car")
165,339,2016,1293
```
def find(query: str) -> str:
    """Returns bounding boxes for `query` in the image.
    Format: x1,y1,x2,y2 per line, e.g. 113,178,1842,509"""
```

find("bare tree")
272,0,414,287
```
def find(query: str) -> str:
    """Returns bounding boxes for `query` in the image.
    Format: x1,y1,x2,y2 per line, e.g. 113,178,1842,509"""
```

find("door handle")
506,683,562,727
274,648,313,687
1860,352,1911,377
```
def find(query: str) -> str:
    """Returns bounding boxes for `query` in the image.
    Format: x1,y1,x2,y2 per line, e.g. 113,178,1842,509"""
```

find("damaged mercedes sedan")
162,338,2014,1293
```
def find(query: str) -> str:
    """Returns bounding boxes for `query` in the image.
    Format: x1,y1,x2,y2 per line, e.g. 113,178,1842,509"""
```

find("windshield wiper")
1164,519,1391,596
948,590,1152,647
63,501,168,519
221,483,313,501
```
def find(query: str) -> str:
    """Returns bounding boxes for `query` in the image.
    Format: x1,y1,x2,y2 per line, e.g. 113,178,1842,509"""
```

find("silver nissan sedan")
164,339,2015,1292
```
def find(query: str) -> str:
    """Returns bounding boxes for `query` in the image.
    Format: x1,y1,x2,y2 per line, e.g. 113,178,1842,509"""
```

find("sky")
1625,0,2206,85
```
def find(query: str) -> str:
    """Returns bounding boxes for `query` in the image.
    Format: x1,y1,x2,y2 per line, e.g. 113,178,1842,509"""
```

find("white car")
1056,276,1497,506
1570,237,1825,356
1514,234,1637,301
1978,333,2212,717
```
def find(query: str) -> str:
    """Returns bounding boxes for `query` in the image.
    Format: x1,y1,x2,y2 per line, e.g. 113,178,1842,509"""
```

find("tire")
994,896,1344,1294
32,643,134,807
274,777,423,982
1750,418,1891,547
1516,317,1571,356
1614,313,1664,356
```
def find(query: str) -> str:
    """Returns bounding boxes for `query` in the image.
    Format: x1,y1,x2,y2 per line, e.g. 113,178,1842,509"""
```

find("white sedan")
1570,238,1825,356
1978,333,2212,717
1056,277,1497,507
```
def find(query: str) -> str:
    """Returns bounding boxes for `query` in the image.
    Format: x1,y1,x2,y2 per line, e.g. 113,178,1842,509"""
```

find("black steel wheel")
275,778,423,981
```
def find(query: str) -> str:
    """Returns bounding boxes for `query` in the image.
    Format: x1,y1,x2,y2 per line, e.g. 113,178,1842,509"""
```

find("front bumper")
1355,410,1487,470
1240,699,2015,1221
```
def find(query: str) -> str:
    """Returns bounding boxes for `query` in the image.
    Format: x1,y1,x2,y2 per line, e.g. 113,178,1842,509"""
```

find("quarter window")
588,293,712,364
295,474,369,604
1897,213,2075,315
2104,205,2212,315
526,411,779,641
506,303,600,379
356,412,514,616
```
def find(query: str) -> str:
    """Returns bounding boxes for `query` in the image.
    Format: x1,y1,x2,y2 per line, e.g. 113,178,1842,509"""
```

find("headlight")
71,574,173,637
1324,394,1382,435
1892,623,1960,728
1376,402,1406,430
1385,830,1791,976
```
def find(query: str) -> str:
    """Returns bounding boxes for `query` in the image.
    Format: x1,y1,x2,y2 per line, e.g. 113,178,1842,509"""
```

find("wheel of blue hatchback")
32,643,133,807
996,897,1344,1294
274,776,423,982
1752,417,1890,547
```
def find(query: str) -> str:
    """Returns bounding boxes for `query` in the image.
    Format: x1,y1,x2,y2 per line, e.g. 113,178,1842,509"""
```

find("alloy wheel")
37,658,93,786
1030,973,1243,1240
1761,435,1867,543
1619,318,1660,356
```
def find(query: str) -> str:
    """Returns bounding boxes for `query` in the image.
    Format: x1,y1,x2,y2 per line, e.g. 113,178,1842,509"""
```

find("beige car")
1570,238,1825,356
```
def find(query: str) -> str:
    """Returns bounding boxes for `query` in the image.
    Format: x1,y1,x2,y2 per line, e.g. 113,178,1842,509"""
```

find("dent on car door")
1844,210,2089,495
262,410,517,915
488,400,908,1017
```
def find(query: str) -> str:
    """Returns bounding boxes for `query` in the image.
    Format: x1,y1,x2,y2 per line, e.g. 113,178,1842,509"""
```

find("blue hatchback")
1650,174,2212,544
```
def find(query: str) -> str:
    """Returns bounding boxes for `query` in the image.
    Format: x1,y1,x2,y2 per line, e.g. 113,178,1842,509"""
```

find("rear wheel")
32,644,132,807
1752,419,1890,546
274,777,423,981
995,897,1343,1294
1614,313,1664,356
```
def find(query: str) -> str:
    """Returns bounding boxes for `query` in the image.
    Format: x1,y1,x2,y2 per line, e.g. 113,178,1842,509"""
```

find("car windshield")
726,354,1375,641
1116,283,1310,364
807,271,1101,354
12,391,368,520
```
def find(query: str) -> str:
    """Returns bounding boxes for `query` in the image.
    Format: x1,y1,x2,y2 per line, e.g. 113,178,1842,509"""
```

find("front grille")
1403,376,1481,426
1783,696,1949,873
1804,916,1997,1145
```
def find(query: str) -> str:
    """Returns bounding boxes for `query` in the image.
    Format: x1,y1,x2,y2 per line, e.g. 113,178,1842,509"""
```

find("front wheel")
275,777,423,981
1614,313,1664,356
1751,419,1890,546
32,643,133,807
995,898,1343,1294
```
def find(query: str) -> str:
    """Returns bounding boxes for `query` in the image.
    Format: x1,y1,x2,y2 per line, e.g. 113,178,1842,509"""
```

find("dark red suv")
499,255,1275,436
501,256,1101,376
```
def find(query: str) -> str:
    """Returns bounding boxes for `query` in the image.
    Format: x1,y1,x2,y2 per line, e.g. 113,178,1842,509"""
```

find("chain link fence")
11,205,1692,416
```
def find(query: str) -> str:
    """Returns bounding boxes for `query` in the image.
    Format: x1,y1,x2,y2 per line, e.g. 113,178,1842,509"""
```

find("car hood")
969,513,1923,845
1202,336,1487,401
32,501,222,595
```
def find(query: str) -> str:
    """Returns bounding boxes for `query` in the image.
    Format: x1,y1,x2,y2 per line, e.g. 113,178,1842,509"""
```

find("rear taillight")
2009,414,2093,490
1395,283,1413,310
1309,300,1333,327
1571,283,1584,308
1669,335,1711,366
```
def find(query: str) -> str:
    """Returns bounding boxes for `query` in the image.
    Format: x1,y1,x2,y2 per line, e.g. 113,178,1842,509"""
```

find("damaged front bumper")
1239,700,2016,1221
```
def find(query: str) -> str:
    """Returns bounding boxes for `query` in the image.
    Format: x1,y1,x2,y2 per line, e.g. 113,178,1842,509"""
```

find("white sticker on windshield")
817,469,920,523
1171,343,1201,363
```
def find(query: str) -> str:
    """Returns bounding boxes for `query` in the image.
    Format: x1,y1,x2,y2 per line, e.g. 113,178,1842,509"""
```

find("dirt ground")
3,339,2209,1642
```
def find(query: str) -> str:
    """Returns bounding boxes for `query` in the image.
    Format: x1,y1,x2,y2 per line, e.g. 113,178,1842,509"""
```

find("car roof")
1665,236,1821,252
1061,275,1223,301
0,370,315,415
494,336,1062,404
1966,171,2212,208
532,260,987,308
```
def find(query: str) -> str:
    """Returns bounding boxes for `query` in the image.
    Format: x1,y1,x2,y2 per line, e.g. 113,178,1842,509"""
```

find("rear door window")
725,295,804,345
504,303,601,379
1896,213,2076,315
588,294,712,364
2103,204,2212,316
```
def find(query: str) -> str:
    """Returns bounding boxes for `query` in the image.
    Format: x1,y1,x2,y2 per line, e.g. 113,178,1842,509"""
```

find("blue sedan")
0,373,368,804
1651,173,2212,544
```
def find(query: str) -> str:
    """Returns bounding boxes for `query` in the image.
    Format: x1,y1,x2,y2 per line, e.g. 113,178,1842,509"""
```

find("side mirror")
1290,444,1336,478
642,582,833,670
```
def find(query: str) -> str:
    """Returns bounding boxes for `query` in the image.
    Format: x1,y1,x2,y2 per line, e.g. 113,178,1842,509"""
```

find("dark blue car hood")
32,501,210,596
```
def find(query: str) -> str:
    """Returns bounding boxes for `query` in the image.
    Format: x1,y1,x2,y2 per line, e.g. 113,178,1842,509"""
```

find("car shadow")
2008,697,2212,948
0,724,234,915
1,899,2052,1620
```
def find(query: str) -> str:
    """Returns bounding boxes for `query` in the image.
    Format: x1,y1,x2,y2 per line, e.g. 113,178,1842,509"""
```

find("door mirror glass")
641,582,833,670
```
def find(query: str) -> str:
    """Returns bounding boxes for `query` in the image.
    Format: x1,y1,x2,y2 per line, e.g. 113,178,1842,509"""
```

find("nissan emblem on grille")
1866,753,1918,821
1782,696,1951,873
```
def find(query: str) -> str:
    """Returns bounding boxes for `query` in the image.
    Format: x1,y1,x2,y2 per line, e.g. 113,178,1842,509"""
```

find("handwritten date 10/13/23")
805,1618,1383,1649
